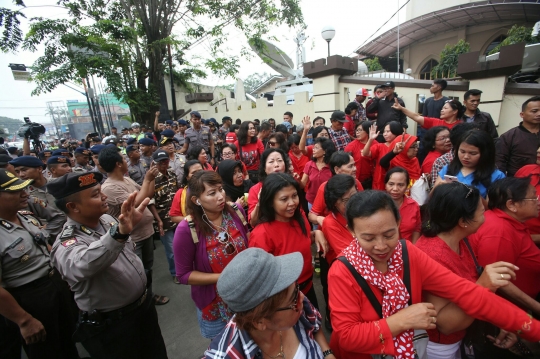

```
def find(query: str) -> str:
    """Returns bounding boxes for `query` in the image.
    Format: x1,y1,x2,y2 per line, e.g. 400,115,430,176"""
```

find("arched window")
420,59,438,80
484,35,507,55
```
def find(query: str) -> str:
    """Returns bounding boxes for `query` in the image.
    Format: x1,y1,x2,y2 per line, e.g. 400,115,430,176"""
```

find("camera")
18,117,45,140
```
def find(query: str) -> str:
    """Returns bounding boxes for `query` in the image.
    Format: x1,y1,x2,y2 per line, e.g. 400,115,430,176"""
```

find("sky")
0,0,407,124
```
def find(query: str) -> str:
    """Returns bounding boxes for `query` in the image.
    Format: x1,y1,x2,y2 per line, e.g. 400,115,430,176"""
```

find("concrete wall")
405,0,472,20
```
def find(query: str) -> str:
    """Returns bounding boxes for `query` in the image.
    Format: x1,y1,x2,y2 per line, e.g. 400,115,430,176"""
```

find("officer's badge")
61,238,78,247
6,172,15,178
80,226,93,235
1,220,13,229
16,244,25,252
60,225,75,239
20,254,30,263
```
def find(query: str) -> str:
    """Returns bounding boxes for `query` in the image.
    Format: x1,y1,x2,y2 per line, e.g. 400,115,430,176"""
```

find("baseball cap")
152,151,169,162
217,248,303,313
47,172,103,200
382,81,395,88
356,88,369,97
330,110,348,122
0,169,33,192
282,122,292,130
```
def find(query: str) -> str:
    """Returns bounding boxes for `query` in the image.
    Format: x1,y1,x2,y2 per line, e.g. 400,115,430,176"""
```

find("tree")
19,0,304,124
0,116,24,135
488,25,540,55
363,57,384,72
431,39,470,78
0,0,25,53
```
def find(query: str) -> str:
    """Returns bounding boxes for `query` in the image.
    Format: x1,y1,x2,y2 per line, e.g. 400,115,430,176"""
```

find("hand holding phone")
444,175,458,182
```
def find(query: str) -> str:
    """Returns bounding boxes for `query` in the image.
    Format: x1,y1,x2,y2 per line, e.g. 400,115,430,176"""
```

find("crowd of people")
1,81,540,359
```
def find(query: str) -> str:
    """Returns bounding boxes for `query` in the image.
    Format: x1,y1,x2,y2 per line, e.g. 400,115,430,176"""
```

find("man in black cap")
367,81,407,142
47,156,72,181
327,110,352,151
48,171,168,359
0,169,78,359
9,156,66,242
180,110,215,165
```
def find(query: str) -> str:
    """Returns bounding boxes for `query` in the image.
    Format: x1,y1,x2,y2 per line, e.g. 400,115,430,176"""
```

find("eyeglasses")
276,283,300,312
216,231,237,255
410,144,419,149
518,195,539,202
222,151,234,156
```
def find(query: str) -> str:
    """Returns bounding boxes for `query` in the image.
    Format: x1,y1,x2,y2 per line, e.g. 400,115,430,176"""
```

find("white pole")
397,0,400,73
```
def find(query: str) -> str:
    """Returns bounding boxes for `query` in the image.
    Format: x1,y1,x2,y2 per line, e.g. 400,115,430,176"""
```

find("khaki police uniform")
50,215,168,359
26,184,66,243
0,212,78,359
169,153,186,185
127,161,146,186
184,125,212,152
72,163,94,173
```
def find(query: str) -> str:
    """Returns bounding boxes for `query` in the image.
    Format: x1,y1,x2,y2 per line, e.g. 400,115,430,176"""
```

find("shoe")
153,294,170,305
173,276,180,284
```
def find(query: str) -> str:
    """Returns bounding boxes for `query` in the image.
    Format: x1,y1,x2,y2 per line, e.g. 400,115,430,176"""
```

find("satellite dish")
251,39,298,78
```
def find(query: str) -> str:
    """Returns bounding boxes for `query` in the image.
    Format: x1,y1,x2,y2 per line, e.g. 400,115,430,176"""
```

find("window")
484,35,507,55
420,59,438,80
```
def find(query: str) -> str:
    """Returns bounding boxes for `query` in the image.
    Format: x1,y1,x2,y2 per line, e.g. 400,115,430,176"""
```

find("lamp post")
321,26,336,57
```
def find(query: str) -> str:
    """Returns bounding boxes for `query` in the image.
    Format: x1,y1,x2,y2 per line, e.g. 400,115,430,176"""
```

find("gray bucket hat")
217,248,303,313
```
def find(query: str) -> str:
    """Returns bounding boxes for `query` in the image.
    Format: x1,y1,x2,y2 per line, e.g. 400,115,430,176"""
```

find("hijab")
389,134,421,180
217,160,251,201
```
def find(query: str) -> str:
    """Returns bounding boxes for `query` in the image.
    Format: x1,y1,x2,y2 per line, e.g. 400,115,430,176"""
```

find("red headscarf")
389,134,421,180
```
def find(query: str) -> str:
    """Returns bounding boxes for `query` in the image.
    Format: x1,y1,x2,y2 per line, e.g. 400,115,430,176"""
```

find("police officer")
126,144,146,185
179,111,215,165
48,172,168,359
139,138,155,169
173,119,187,148
46,156,72,181
73,147,93,173
0,169,78,359
159,130,186,184
9,156,67,242
89,145,108,183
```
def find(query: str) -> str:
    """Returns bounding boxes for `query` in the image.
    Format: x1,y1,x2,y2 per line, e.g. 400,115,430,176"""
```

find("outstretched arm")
392,98,425,126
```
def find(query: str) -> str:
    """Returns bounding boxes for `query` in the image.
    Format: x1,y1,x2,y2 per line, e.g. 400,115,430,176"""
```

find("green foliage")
488,25,540,55
431,39,470,78
0,1,25,52
363,57,384,72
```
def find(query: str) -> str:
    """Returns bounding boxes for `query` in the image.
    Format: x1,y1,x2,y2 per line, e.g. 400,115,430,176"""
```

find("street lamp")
321,26,335,57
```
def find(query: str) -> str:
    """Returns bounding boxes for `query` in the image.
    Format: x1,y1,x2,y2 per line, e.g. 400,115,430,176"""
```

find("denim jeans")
196,308,227,340
160,229,175,276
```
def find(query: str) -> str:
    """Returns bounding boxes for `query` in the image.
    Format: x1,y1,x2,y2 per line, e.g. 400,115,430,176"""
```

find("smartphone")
444,175,458,182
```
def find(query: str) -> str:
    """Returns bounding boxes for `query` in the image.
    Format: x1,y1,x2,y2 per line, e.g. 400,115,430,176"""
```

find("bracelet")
322,349,333,357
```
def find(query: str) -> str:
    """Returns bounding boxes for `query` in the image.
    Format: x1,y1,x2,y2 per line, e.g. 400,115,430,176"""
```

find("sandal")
153,294,170,305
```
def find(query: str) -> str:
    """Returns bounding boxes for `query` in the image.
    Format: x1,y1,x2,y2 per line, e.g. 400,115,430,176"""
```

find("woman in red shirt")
299,115,331,158
234,121,264,182
187,145,213,170
362,121,402,190
470,177,540,300
421,126,451,175
343,101,359,138
328,190,540,359
249,173,328,310
515,145,540,242
416,182,520,359
247,148,289,226
300,137,336,207
384,167,421,243
345,121,373,188
287,134,309,178
170,160,203,223
380,133,421,184
392,98,464,130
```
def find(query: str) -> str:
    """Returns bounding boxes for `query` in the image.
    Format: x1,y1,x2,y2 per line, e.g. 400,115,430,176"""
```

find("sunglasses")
217,231,236,255
276,283,300,312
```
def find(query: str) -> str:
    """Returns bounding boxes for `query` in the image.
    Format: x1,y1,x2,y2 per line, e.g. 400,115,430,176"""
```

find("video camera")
17,117,46,152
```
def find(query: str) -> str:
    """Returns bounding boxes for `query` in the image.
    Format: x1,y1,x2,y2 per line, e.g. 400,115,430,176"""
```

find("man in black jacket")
367,81,407,142
461,89,498,140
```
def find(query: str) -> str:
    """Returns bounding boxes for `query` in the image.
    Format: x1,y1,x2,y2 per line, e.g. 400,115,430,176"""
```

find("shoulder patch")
60,225,76,239
80,225,93,235
61,238,78,247
1,220,13,230
18,210,34,216
33,197,47,208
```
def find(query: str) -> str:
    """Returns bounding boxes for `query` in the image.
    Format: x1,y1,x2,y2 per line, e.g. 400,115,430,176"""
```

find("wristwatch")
110,223,130,240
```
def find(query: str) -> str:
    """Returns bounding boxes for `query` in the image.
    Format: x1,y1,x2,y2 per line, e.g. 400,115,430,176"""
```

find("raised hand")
145,162,159,181
391,97,403,111
368,124,379,141
303,116,311,132
118,191,151,235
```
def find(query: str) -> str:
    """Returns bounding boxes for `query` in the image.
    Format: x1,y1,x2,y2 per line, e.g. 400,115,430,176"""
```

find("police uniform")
73,147,93,173
127,161,146,186
184,125,212,152
0,171,78,359
47,172,167,359
173,132,185,148
168,152,186,185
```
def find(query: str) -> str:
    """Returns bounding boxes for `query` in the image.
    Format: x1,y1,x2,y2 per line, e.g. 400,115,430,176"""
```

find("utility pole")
167,44,178,120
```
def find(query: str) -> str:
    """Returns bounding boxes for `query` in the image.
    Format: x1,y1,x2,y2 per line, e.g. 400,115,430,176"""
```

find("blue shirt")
439,165,505,198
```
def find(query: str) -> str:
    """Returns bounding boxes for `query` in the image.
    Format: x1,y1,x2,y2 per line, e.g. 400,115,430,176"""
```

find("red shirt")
343,115,355,138
234,139,265,171
311,179,364,217
321,212,354,264
398,197,421,242
289,151,310,179
345,140,373,182
225,132,237,144
304,145,314,159
169,187,187,217
249,213,313,292
470,209,540,298
422,117,462,130
416,236,479,344
515,164,540,234
247,182,263,222
369,142,391,190
303,161,332,204
328,241,540,359
421,150,444,175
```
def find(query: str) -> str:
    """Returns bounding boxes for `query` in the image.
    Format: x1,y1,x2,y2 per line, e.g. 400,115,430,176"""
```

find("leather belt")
83,289,148,323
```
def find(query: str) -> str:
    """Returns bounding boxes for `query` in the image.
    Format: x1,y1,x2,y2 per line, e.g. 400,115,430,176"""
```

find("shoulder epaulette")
60,225,76,239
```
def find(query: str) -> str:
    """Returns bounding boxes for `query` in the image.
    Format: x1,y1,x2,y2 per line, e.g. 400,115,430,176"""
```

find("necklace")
261,331,285,359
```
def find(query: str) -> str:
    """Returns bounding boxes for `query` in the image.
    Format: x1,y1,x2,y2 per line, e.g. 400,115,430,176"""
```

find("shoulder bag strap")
463,237,483,277
400,239,412,306
336,257,383,318
185,215,199,243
